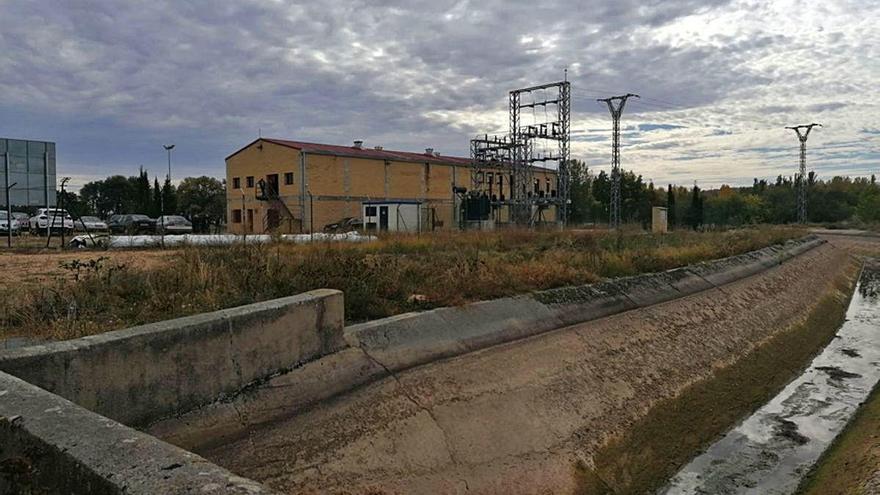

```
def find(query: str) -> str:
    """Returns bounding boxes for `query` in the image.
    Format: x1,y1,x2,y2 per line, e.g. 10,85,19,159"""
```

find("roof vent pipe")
353,140,363,149
374,146,384,150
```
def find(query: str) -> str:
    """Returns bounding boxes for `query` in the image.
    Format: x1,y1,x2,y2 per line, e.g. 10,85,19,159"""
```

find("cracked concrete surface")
188,242,856,495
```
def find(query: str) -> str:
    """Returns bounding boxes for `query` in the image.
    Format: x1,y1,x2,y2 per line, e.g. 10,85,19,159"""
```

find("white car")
29,208,74,235
0,211,21,235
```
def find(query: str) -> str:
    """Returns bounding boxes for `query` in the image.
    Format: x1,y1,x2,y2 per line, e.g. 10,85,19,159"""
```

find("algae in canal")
573,257,860,495
661,260,880,495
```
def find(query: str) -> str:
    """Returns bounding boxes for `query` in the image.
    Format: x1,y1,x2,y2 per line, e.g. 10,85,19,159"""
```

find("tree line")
57,168,226,231
567,159,879,228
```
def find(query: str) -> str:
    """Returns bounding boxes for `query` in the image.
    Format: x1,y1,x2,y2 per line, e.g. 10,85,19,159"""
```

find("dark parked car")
108,214,155,235
323,217,363,233
155,215,193,235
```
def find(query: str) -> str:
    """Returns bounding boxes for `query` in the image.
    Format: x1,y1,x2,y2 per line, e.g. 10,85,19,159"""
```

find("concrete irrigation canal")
1,234,878,494
661,260,880,495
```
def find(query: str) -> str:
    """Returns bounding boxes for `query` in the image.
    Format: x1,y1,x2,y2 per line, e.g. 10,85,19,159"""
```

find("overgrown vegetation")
0,228,802,341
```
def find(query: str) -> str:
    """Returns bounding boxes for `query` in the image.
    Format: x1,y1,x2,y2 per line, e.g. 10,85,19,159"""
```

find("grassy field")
0,227,803,341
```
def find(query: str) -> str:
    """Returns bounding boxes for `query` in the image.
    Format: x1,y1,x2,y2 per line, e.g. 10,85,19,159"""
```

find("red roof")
227,138,556,173
227,138,470,166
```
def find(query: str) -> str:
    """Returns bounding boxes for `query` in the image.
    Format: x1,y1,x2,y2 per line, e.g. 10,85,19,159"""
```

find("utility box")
652,206,668,233
363,201,422,233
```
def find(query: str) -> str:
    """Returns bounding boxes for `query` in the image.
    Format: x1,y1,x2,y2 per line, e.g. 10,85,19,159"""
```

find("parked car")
106,214,124,233
29,208,74,235
155,215,193,235
0,211,21,236
107,214,156,235
323,217,364,233
11,212,30,233
75,216,109,233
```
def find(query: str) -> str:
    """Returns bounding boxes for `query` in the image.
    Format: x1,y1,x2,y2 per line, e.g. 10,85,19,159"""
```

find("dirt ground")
0,248,173,289
176,240,864,494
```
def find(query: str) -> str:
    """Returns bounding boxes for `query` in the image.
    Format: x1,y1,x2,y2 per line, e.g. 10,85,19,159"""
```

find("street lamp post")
5,182,17,248
161,144,175,247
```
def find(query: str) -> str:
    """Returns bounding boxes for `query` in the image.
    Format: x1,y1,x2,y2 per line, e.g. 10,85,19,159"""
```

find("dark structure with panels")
0,138,57,209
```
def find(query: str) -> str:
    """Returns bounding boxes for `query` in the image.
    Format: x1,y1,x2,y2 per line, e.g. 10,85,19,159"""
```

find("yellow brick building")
225,138,558,233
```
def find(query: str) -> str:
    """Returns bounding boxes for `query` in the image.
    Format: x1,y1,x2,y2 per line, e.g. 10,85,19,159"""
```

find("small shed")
652,206,668,233
362,201,422,233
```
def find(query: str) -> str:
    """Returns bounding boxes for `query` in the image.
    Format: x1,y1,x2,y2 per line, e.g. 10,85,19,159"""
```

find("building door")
246,209,254,233
266,174,279,196
379,206,389,231
267,208,280,230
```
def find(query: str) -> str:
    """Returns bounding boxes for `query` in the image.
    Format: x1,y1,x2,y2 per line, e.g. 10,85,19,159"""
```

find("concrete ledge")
0,371,278,495
346,235,826,373
148,347,388,452
146,235,827,453
0,289,344,427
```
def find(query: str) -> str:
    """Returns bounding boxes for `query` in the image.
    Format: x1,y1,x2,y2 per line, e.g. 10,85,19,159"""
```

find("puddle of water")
660,263,880,495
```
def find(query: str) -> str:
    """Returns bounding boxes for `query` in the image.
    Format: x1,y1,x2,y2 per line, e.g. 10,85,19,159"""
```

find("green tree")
666,184,676,229
685,184,703,230
79,175,134,217
133,166,152,214
152,177,162,217
162,178,177,216
177,176,226,232
856,190,880,223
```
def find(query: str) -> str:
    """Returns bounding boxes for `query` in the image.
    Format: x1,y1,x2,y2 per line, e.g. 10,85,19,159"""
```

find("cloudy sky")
1,0,878,191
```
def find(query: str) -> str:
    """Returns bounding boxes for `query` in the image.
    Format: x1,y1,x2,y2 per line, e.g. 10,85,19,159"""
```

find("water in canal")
660,262,880,495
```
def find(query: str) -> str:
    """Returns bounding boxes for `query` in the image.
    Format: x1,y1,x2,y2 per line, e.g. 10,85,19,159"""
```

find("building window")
246,176,254,188
365,206,377,216
546,178,551,193
232,177,241,189
232,209,242,223
284,172,294,185
477,171,484,184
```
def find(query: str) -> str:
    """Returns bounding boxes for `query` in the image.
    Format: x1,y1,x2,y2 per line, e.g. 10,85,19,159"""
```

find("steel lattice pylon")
468,79,570,227
510,81,571,225
598,94,638,229
785,123,821,224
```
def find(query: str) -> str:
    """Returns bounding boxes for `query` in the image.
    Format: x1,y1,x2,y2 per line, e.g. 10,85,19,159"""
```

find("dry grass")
0,227,804,341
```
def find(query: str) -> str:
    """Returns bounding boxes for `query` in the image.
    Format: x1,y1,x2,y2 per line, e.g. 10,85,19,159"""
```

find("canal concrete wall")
149,235,826,451
0,235,829,493
0,370,279,495
0,289,344,427
345,235,824,374
197,239,861,495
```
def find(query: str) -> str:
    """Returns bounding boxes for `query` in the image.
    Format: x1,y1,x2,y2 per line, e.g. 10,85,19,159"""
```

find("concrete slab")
0,289,344,426
0,371,278,495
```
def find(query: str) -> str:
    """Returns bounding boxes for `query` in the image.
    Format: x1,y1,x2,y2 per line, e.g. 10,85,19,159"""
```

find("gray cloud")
0,0,877,190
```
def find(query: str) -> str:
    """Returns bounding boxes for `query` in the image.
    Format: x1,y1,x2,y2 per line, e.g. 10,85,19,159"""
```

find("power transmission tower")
510,81,570,225
785,123,821,224
597,93,639,229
